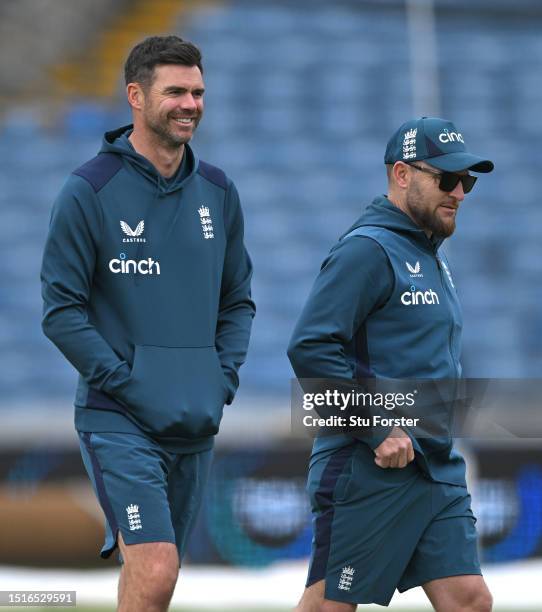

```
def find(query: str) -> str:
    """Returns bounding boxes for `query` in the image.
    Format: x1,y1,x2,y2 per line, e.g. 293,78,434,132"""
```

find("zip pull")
438,256,455,289
133,189,161,287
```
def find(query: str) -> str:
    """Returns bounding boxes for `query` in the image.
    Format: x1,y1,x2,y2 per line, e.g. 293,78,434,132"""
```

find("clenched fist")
374,426,415,468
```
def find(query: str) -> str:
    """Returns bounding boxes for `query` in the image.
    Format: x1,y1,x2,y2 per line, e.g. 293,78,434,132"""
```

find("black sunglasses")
408,163,477,194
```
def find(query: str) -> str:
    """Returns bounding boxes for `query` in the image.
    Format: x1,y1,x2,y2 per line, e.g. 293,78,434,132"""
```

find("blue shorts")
306,442,481,606
78,431,213,560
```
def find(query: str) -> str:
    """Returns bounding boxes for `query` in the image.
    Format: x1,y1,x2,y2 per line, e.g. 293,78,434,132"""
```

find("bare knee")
320,602,356,612
296,580,355,612
456,583,492,612
296,602,355,612
426,575,492,612
137,557,179,599
468,589,493,612
121,541,179,605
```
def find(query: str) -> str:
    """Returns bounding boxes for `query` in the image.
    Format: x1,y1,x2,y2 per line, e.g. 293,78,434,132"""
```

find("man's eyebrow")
161,85,205,94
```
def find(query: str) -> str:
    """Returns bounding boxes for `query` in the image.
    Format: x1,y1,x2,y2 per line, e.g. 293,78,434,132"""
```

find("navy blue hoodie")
41,125,255,453
288,196,466,486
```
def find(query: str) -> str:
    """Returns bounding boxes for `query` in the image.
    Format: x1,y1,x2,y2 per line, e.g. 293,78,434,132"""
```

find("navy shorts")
306,442,481,606
78,431,213,560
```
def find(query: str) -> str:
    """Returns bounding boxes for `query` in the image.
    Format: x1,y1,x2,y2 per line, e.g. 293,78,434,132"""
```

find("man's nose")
179,93,198,111
449,180,465,202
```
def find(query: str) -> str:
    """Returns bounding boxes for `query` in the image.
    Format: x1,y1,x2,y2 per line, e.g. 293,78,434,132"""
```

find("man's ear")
393,162,410,189
126,83,144,111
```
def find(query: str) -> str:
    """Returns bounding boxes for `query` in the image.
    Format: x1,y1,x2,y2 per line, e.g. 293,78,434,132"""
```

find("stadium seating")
0,0,540,407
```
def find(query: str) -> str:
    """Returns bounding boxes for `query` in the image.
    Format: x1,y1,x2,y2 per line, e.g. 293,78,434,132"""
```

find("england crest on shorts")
338,566,355,591
126,504,142,531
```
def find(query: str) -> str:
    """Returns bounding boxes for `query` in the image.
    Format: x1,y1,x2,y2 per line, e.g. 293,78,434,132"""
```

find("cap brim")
428,152,494,173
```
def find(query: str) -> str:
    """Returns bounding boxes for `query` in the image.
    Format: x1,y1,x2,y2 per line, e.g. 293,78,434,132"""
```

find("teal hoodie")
288,196,466,486
41,125,255,453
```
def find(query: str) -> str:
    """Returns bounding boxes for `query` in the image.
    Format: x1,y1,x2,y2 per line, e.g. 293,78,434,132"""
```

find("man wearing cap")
288,117,494,610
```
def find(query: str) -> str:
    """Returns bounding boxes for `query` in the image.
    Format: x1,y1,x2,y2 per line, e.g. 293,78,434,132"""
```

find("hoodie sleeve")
41,175,131,395
287,235,394,449
215,180,255,404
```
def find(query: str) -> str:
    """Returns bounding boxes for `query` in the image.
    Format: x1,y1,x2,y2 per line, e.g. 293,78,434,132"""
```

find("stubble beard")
144,107,200,150
406,183,456,239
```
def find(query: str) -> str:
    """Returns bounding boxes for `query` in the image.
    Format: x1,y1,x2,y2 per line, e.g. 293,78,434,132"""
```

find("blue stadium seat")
1,1,540,408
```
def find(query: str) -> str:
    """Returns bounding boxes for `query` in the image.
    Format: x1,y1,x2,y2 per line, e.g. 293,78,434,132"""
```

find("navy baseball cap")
384,117,494,173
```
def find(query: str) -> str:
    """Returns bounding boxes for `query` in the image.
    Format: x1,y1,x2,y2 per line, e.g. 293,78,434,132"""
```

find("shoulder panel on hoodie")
197,160,227,190
73,153,123,193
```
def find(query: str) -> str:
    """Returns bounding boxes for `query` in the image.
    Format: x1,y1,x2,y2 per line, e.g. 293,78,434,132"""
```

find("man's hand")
374,426,415,468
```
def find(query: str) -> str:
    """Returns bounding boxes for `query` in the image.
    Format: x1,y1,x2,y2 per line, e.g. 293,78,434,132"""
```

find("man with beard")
288,117,494,611
41,36,254,611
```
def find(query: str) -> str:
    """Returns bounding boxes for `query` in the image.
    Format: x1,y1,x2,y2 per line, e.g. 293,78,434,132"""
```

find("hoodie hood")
100,124,199,195
342,195,444,251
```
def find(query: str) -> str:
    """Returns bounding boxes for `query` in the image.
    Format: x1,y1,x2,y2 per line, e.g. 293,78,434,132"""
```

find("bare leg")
116,531,179,612
118,565,125,603
423,575,493,612
295,580,357,612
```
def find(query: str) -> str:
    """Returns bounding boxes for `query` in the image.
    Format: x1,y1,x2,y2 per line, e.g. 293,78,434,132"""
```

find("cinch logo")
120,220,146,243
109,254,161,275
406,261,423,278
439,129,464,144
401,287,440,305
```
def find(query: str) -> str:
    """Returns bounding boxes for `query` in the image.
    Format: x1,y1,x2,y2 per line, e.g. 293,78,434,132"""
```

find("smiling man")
41,36,255,612
288,117,494,611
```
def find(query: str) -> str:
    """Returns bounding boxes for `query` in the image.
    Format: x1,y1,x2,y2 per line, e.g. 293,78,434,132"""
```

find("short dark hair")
124,35,203,89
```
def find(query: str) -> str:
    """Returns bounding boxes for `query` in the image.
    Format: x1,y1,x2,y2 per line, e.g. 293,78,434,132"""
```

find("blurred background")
0,0,541,609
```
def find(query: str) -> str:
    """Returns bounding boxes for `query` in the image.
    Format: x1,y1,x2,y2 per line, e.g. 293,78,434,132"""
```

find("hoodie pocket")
122,345,228,438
